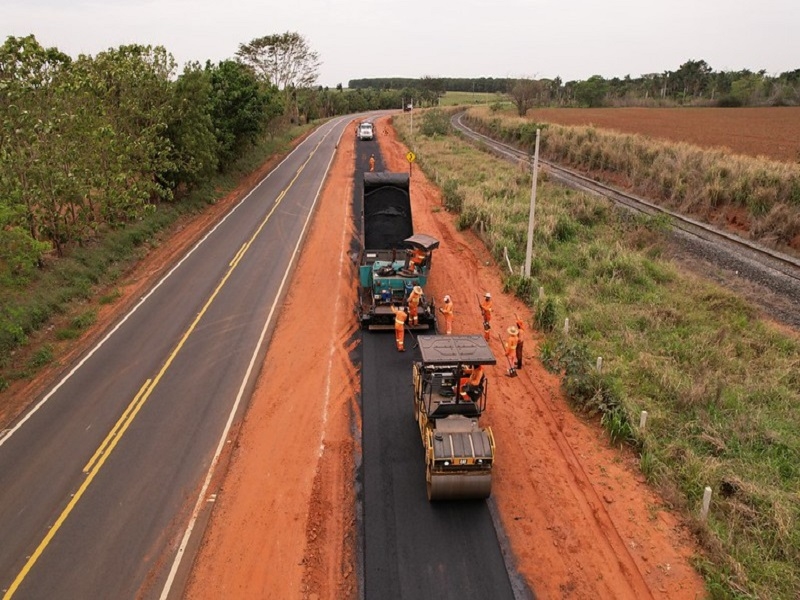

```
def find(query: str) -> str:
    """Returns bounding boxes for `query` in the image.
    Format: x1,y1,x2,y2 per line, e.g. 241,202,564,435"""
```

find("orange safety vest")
480,299,493,322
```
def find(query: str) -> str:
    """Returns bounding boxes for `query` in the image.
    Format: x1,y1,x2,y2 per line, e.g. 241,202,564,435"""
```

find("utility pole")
523,128,540,278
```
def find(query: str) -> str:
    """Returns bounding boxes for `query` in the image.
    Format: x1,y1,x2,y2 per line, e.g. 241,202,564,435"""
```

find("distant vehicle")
403,104,412,112
358,122,374,141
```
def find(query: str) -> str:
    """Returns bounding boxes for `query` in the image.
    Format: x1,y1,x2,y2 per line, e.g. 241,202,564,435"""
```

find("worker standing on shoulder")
504,325,519,376
407,285,423,327
479,292,493,341
515,315,525,369
438,295,454,334
369,154,376,172
391,305,407,351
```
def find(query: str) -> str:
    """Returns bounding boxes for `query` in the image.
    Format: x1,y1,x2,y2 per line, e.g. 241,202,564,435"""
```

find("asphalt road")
0,117,351,599
356,141,521,600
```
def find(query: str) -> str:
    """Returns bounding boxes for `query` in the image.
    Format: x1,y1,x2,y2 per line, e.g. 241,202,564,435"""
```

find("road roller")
412,334,497,501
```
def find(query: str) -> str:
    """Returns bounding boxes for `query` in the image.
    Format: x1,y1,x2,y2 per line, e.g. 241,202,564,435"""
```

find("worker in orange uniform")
504,325,519,376
407,285,423,327
438,295,454,334
514,316,525,369
459,364,485,402
391,305,407,351
369,154,376,172
408,247,427,272
479,292,493,341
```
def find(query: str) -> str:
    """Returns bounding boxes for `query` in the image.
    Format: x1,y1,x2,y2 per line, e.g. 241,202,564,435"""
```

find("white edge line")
0,124,337,450
159,118,348,599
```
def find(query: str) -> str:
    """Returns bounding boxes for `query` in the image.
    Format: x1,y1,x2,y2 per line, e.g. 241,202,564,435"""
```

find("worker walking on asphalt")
504,325,519,376
407,285,423,327
439,295,454,334
391,305,408,351
369,154,376,172
479,292,493,341
515,316,525,369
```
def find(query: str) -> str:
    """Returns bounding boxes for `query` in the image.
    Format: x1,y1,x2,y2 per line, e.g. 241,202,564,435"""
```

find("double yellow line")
3,136,325,599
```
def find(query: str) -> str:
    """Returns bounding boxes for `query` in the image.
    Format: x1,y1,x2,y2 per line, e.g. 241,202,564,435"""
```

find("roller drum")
427,472,492,501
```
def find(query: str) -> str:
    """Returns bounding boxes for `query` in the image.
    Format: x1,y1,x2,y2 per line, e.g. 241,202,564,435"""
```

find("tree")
206,60,270,168
574,75,609,107
236,32,320,121
509,79,544,116
164,62,219,191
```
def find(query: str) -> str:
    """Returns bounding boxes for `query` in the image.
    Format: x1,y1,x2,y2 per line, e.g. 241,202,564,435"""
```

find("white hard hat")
485,292,491,298
444,295,451,302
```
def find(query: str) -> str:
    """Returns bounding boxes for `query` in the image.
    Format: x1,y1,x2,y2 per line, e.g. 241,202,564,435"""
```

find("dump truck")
412,335,497,500
357,171,439,330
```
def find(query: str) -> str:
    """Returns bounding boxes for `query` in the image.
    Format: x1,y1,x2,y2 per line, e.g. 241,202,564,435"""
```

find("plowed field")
531,107,800,163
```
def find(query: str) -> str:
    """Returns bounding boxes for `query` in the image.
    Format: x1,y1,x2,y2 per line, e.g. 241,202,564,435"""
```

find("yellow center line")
83,379,153,473
3,136,327,600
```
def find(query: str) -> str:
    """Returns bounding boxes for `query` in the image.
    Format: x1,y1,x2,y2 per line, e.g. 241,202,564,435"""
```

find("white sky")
3,0,798,87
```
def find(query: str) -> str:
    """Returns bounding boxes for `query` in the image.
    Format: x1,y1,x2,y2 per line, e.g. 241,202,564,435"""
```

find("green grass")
439,90,510,107
396,113,800,599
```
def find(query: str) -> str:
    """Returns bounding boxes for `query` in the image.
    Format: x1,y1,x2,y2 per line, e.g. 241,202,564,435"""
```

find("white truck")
358,122,374,141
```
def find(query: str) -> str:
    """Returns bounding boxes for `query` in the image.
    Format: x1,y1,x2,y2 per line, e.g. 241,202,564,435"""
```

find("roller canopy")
404,234,440,251
417,335,497,366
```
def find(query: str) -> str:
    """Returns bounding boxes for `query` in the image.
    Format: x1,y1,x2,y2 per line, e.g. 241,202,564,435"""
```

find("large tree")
236,32,319,121
509,78,545,116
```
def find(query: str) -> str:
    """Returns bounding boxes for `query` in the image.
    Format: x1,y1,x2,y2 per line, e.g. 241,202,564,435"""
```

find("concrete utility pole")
523,128,540,278
410,100,413,137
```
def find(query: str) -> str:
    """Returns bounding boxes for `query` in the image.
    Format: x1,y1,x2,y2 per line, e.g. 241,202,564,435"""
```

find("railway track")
450,112,800,328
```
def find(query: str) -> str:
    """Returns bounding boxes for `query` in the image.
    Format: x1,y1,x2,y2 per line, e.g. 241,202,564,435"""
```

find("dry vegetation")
462,106,800,258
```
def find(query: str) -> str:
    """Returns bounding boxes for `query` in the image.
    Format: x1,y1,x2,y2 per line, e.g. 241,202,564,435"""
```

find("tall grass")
462,107,800,257
394,112,800,599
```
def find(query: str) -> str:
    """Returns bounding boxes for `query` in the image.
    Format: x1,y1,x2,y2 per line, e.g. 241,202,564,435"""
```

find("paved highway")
355,143,527,599
0,117,351,599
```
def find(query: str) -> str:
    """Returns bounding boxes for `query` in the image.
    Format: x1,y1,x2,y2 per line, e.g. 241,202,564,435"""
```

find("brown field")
531,107,800,163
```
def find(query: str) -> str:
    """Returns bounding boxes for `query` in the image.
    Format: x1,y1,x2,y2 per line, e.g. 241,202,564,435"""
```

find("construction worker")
407,247,427,272
479,292,493,341
391,305,407,351
515,316,525,369
369,154,376,172
407,285,423,327
438,295,454,334
459,364,485,402
504,325,519,376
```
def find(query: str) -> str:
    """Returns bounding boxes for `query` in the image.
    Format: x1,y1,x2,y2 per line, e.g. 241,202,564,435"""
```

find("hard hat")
485,292,491,298
413,285,423,295
508,325,519,335
444,295,451,302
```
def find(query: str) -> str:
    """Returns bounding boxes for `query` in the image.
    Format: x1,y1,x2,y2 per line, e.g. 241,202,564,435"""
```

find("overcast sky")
3,0,798,87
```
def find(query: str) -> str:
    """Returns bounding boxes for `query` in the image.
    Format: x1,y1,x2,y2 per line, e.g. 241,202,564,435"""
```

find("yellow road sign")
406,151,416,163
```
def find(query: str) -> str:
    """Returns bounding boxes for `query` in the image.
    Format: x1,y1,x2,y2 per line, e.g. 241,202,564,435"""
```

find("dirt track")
183,118,708,599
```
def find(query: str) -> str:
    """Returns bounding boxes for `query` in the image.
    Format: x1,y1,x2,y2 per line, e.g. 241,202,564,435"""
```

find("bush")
420,109,450,137
442,179,464,212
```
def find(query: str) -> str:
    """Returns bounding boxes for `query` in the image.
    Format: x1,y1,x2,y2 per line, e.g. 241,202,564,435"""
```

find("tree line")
352,61,800,113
